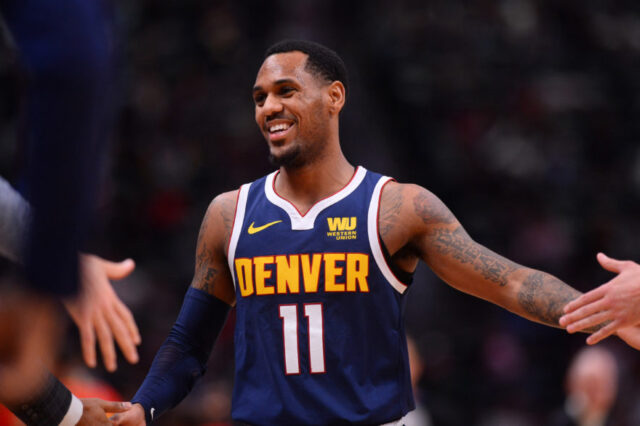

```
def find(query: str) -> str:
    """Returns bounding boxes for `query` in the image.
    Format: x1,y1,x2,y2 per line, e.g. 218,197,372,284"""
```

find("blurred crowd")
1,0,640,425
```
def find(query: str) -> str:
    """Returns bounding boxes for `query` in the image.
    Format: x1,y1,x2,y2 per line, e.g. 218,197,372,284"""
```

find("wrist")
130,399,152,424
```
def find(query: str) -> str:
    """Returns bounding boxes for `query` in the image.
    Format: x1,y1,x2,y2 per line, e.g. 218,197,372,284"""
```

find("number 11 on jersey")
279,303,326,375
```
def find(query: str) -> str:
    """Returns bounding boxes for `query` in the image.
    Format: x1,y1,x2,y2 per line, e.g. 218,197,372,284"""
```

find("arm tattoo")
430,227,517,286
415,190,516,286
379,185,404,238
190,192,236,295
191,241,219,294
218,195,235,235
413,190,456,226
517,271,602,331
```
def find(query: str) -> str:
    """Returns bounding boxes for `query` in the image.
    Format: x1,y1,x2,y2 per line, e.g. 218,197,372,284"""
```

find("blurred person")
111,40,619,425
0,335,126,426
561,253,640,345
0,0,123,422
0,178,140,422
548,347,619,426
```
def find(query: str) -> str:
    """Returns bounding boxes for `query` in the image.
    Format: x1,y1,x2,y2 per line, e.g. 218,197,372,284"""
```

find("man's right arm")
112,191,238,425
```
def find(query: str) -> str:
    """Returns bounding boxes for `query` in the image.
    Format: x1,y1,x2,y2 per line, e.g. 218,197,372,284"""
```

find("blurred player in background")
561,254,640,348
0,0,138,423
111,40,640,425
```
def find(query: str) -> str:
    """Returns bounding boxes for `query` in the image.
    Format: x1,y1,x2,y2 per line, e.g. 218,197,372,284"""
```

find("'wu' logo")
327,217,357,240
327,217,357,231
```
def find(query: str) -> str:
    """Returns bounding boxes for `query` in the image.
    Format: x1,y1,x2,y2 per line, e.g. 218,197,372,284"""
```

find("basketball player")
560,253,640,346
111,40,636,425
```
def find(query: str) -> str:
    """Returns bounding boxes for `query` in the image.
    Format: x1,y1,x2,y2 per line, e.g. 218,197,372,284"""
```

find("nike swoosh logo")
150,408,155,420
248,220,282,234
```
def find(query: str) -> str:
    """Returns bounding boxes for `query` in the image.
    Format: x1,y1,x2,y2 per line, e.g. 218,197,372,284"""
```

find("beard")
268,138,326,169
269,144,304,168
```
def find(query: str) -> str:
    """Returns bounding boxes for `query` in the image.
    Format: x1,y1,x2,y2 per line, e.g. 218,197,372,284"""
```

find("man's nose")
262,93,284,116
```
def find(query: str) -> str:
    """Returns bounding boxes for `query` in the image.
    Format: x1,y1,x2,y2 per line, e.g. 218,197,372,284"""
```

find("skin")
564,348,618,424
560,253,640,344
64,254,140,372
79,399,132,425
112,50,609,425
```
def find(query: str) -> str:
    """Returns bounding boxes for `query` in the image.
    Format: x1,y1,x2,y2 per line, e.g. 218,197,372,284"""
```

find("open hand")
64,254,140,371
560,253,640,345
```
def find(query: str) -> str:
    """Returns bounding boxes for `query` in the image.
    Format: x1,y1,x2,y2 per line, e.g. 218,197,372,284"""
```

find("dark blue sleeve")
131,287,231,423
0,0,114,296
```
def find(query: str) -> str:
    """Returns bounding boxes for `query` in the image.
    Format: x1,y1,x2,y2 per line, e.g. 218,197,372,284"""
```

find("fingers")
79,324,97,369
109,403,144,425
95,313,117,372
102,258,136,281
565,310,611,334
97,400,132,413
597,252,628,274
586,321,619,345
560,297,607,327
105,305,139,365
114,299,141,346
563,285,607,314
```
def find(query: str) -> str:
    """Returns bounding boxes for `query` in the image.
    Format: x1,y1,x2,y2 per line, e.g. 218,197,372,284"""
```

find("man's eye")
280,87,295,95
254,94,265,104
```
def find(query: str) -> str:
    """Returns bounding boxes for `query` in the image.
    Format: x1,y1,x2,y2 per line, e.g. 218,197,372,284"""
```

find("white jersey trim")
264,166,367,230
367,176,408,294
227,183,251,290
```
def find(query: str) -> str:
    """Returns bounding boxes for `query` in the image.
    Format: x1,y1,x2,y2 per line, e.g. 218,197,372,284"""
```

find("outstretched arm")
560,253,640,344
387,182,588,329
113,191,237,426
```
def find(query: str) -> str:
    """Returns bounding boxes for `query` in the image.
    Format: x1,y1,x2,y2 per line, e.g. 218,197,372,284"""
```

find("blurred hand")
79,399,132,426
616,325,640,351
64,254,140,372
560,253,640,344
109,402,146,426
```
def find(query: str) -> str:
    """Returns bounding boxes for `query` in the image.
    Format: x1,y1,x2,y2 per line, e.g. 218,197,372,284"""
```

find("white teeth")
269,123,290,133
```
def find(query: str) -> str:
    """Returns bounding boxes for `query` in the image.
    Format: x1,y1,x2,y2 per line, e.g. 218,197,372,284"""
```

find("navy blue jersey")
227,167,415,425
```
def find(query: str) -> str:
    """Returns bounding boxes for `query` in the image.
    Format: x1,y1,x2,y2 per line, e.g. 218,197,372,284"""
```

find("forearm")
131,287,229,423
512,268,584,329
0,176,30,263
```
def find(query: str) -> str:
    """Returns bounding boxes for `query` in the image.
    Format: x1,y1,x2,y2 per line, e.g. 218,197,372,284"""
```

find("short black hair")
264,39,348,94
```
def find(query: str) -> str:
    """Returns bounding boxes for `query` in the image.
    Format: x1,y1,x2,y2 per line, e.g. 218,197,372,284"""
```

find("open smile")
266,121,295,142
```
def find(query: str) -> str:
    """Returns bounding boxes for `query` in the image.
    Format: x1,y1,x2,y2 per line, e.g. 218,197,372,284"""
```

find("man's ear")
327,81,346,115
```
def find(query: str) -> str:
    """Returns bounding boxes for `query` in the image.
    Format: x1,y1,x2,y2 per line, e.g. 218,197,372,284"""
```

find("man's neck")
275,153,354,215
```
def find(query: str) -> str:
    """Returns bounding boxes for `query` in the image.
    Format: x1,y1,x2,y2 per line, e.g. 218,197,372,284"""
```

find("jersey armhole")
226,183,251,291
367,177,408,294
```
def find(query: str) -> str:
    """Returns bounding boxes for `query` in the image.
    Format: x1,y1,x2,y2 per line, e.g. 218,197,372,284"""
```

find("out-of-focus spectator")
549,347,619,426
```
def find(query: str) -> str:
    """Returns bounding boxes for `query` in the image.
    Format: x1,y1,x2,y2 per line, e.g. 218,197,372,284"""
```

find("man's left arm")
391,182,588,329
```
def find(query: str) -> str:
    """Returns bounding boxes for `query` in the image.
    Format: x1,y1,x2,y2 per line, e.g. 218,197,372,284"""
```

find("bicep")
190,192,237,306
410,187,520,304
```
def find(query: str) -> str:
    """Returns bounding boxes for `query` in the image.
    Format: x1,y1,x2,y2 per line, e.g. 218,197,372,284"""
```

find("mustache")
265,112,295,124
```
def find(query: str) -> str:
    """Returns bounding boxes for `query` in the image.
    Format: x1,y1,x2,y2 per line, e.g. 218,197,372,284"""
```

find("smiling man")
111,40,630,426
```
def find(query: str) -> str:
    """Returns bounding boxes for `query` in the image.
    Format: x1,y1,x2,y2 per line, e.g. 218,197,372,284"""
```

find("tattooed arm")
190,190,238,305
381,182,584,329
